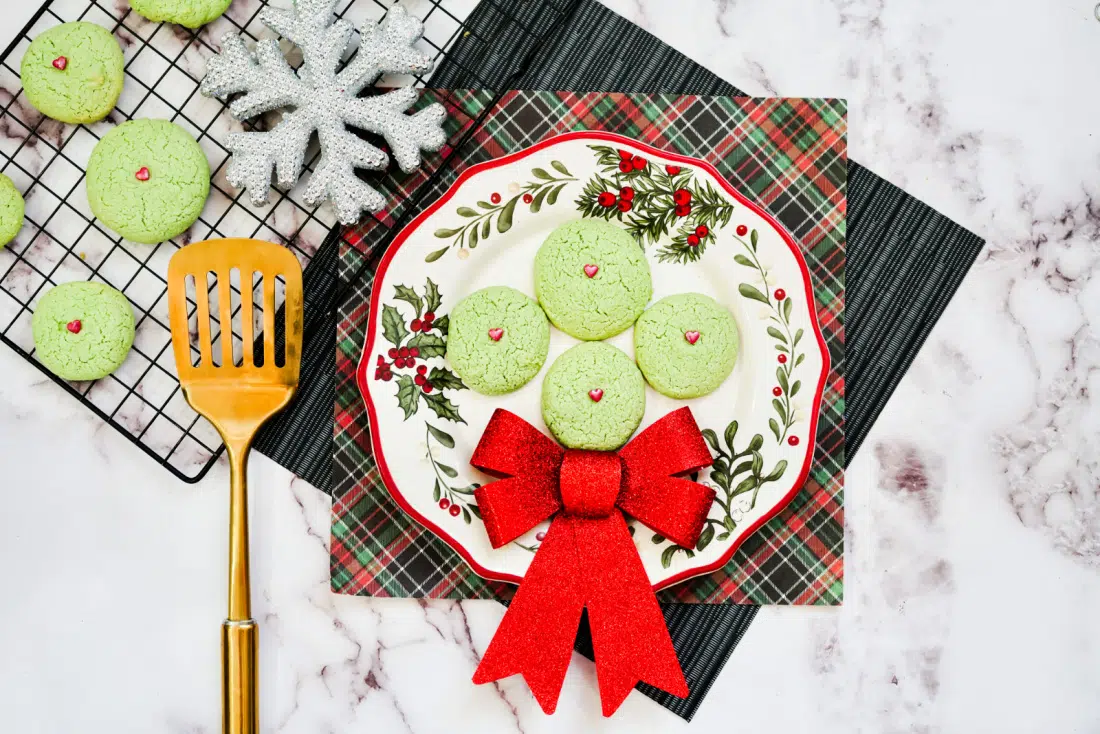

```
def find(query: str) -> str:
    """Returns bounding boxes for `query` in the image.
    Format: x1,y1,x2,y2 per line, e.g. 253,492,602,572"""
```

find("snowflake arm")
344,87,447,173
336,8,437,95
200,35,305,120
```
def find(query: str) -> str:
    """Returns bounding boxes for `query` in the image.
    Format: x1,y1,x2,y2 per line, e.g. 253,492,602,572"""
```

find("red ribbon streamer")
470,407,715,716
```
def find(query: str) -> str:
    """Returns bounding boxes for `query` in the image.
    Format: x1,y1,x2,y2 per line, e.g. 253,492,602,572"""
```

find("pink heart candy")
684,330,700,345
588,388,603,402
488,328,504,341
583,264,599,278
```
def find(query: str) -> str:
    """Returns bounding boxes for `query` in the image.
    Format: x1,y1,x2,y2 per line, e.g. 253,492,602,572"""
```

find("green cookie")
634,293,740,399
0,174,25,248
33,281,135,381
534,219,652,340
20,22,124,124
86,119,210,244
129,0,233,28
446,286,550,395
541,342,645,451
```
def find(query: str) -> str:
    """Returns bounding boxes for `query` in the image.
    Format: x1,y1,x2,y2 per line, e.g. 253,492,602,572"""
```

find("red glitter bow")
470,407,715,716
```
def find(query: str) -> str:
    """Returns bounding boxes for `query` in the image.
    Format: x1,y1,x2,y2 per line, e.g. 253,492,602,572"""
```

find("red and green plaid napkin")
332,90,845,605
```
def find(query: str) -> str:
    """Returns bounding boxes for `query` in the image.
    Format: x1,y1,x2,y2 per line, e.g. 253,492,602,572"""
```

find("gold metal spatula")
167,238,303,734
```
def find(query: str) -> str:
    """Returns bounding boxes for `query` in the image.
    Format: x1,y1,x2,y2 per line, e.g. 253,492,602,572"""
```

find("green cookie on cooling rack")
129,0,233,28
20,22,124,125
0,173,25,249
32,281,135,382
86,119,210,245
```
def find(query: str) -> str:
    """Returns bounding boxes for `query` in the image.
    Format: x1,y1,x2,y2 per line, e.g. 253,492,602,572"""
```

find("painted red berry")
788,436,800,446
696,225,709,238
134,166,150,181
673,189,692,205
665,165,681,175
618,149,633,161
632,156,647,171
411,318,422,331
439,498,450,510
773,386,782,396
381,372,393,381
618,160,633,173
377,355,386,365
536,531,546,542
423,312,435,322
449,504,461,517
52,56,68,71
523,193,534,204
687,234,700,247
394,358,406,368
490,192,502,204
409,347,420,358
415,375,426,386
675,202,691,217
616,199,632,213
423,384,434,393
405,357,416,367
417,365,427,375
399,347,409,357
388,348,398,358
597,191,616,207
619,186,635,201
736,224,749,236
778,353,788,364
774,289,787,301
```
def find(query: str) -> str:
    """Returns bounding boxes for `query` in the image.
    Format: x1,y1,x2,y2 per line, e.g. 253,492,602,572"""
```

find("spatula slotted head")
167,238,304,443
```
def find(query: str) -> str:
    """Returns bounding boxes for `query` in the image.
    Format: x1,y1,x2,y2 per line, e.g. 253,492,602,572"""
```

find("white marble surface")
2,0,1099,731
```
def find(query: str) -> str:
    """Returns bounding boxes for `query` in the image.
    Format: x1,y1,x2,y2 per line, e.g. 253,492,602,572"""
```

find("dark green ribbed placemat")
254,0,982,720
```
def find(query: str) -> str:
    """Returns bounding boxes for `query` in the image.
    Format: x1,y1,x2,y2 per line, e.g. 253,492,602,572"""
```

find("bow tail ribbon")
470,408,714,716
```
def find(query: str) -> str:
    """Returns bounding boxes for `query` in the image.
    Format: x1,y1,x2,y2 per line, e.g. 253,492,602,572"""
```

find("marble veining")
2,0,1099,732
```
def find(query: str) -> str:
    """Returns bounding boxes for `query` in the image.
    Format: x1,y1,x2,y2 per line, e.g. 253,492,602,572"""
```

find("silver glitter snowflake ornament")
200,0,447,224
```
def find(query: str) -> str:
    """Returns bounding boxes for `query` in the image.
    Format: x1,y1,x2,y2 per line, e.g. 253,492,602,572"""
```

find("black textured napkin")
254,0,982,719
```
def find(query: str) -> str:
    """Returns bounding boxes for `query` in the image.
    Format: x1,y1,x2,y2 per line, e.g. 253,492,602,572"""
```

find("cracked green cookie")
129,0,233,29
446,286,550,395
541,342,645,451
0,173,25,248
20,22,124,124
534,219,652,340
634,293,739,399
86,119,210,244
33,281,135,381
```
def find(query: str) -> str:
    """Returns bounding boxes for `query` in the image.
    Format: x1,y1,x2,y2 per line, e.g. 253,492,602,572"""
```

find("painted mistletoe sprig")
575,145,734,262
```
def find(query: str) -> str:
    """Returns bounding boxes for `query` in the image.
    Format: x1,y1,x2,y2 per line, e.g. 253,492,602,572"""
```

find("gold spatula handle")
222,619,258,734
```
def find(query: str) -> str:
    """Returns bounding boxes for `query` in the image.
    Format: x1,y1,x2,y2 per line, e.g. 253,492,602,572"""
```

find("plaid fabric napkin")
331,90,846,606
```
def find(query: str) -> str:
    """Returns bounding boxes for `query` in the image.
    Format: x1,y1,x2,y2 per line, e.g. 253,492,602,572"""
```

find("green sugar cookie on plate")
634,293,739,399
541,342,645,451
20,22,124,124
0,173,25,248
446,286,550,395
534,219,652,340
33,281,135,381
130,0,233,28
86,119,210,244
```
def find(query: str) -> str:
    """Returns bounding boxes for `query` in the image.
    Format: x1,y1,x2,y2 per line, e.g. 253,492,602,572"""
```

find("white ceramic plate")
357,131,829,590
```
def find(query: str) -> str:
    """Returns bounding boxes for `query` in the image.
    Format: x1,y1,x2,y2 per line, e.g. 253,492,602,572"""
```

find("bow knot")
469,407,716,716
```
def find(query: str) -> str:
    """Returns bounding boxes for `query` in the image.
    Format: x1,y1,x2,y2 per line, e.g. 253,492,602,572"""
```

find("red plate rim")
355,130,832,591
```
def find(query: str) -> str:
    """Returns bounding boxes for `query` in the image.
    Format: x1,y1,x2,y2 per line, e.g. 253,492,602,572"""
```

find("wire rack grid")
0,0,570,482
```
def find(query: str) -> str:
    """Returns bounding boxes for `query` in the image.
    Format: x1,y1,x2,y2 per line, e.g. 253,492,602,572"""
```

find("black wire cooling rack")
0,0,573,482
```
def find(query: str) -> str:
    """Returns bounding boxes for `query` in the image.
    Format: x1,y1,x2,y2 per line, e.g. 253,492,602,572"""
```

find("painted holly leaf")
767,326,787,344
497,195,518,234
428,366,465,390
551,160,571,177
763,460,788,482
436,462,459,478
382,304,409,347
724,420,738,452
408,332,446,357
696,524,715,551
701,428,720,453
425,246,448,263
738,283,770,305
769,418,782,442
426,423,455,448
423,390,464,423
432,314,449,336
424,277,442,313
393,284,422,317
395,375,418,419
432,479,441,502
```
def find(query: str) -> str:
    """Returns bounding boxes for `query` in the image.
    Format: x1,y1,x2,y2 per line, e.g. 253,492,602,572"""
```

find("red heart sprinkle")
135,166,150,181
52,56,68,71
685,330,700,344
588,388,603,402
488,327,504,341
583,264,599,278
66,319,82,334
